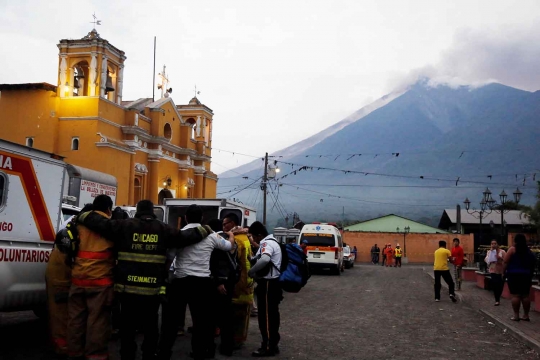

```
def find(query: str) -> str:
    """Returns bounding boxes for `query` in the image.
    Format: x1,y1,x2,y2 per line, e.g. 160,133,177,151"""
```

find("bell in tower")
57,26,126,103
105,70,115,94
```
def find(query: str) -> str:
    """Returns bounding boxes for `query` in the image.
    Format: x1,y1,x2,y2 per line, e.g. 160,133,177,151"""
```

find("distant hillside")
218,81,540,227
219,90,405,178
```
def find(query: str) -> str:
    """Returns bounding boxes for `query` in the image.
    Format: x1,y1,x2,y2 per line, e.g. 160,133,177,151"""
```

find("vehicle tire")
33,305,47,319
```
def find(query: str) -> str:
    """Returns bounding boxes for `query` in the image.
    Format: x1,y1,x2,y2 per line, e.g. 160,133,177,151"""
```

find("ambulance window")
0,172,7,211
300,233,335,247
153,207,164,221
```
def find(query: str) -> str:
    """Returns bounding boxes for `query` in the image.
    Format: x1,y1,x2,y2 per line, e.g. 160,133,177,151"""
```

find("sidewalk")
424,268,540,354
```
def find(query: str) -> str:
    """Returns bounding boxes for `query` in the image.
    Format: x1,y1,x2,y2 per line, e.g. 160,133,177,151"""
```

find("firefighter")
45,204,92,357
77,199,211,360
67,195,115,360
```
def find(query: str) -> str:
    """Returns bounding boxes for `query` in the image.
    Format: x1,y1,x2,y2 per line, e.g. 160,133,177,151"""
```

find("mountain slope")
218,81,540,226
219,90,405,178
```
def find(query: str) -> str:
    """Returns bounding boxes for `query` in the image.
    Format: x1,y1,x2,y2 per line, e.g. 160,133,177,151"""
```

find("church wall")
0,90,59,153
56,119,98,158
58,97,99,117
156,158,179,199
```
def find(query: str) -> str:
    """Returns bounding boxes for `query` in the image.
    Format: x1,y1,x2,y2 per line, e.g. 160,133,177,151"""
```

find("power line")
280,184,455,207
276,160,534,187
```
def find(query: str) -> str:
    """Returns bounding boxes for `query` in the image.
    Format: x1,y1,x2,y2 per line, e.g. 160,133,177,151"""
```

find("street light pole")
396,226,410,260
262,152,268,226
483,187,522,245
464,187,522,247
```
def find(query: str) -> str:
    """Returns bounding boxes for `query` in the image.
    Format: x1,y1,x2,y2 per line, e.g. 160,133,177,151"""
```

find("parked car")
343,245,356,269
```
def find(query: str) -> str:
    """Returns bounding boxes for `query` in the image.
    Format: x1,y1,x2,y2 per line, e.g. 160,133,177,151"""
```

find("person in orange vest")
394,244,403,267
67,195,115,360
45,203,92,357
385,244,394,267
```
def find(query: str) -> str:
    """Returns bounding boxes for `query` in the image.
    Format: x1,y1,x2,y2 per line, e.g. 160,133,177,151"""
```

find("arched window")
26,137,34,148
158,189,174,205
186,118,196,140
164,123,172,140
71,137,79,150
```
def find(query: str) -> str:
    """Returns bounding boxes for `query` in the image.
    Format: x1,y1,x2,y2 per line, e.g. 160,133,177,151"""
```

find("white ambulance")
157,198,257,229
299,223,344,275
0,140,115,314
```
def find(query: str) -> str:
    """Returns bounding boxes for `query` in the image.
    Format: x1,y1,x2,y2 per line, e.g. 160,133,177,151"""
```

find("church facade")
0,29,217,206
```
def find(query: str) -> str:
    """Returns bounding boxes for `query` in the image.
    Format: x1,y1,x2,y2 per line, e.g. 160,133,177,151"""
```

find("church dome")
189,97,201,105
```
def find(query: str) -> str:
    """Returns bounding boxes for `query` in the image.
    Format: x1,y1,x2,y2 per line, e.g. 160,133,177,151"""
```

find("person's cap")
302,240,308,244
396,243,400,246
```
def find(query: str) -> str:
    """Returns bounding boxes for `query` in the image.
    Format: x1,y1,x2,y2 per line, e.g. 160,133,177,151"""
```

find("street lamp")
485,187,522,244
396,226,410,260
463,196,492,246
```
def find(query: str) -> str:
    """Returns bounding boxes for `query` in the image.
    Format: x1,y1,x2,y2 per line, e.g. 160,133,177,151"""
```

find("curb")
479,309,540,354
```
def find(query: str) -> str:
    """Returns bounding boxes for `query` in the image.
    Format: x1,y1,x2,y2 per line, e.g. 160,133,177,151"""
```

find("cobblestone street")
1,265,538,359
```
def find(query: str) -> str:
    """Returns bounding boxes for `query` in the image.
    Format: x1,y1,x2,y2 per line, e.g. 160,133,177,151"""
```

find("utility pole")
263,152,268,226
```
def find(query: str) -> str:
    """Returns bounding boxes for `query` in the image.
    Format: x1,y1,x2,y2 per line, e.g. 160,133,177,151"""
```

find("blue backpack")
269,239,311,293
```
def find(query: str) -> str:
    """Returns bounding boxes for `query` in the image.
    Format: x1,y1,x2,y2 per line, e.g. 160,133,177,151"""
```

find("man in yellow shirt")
433,240,457,303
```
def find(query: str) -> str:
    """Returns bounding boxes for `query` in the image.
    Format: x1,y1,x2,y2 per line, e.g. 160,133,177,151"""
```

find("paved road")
1,265,538,359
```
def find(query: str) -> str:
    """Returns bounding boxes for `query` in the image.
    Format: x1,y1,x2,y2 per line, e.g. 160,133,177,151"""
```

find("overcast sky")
1,0,539,174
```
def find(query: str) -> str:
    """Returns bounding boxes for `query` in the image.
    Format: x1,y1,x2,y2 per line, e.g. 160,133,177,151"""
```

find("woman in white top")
485,240,507,306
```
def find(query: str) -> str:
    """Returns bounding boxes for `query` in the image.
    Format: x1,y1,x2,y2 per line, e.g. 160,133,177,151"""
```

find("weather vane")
194,85,200,98
90,13,102,30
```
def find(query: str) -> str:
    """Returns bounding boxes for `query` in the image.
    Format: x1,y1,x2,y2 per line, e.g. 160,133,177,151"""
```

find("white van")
299,223,343,275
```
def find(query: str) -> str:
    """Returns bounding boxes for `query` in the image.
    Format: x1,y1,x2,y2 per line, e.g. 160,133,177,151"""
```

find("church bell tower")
57,29,126,104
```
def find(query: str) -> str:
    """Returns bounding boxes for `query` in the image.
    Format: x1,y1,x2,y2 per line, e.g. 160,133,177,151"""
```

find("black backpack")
54,220,80,266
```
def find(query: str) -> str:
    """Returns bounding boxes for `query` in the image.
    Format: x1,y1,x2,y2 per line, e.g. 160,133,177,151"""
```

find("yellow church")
0,29,217,206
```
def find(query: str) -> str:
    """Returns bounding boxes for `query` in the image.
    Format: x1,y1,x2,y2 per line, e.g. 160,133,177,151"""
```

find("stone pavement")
424,267,540,353
2,265,539,359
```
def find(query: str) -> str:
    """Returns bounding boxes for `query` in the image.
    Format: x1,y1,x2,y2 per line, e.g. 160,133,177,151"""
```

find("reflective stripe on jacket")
395,248,402,258
71,211,115,287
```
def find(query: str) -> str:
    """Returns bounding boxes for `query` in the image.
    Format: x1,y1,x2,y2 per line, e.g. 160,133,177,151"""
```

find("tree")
491,200,530,211
522,181,540,234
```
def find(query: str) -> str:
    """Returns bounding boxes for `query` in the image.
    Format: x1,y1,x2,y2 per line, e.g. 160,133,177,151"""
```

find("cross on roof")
158,65,170,98
194,85,200,98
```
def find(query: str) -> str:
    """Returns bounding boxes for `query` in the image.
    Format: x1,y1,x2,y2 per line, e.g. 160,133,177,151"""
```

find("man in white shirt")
247,221,283,357
158,205,235,360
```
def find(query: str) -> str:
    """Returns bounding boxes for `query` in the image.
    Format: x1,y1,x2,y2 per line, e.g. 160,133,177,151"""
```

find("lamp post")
396,226,410,263
482,187,522,245
463,193,492,247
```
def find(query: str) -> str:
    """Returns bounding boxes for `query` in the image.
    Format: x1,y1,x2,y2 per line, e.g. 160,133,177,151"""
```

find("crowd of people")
45,195,285,360
368,235,537,322
369,243,403,267
432,236,536,322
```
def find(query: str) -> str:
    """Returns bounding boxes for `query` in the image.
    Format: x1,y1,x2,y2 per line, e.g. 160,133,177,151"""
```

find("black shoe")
450,294,457,303
270,346,280,355
252,348,276,357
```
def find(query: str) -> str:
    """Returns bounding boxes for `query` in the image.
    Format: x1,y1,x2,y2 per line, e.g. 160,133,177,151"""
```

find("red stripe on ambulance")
0,151,56,242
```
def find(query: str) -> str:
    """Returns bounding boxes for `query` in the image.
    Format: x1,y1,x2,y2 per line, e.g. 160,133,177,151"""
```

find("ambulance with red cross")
0,140,116,314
